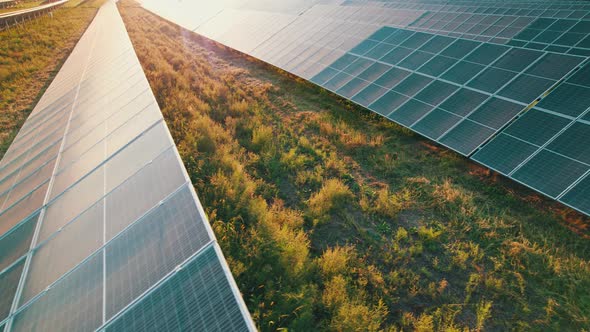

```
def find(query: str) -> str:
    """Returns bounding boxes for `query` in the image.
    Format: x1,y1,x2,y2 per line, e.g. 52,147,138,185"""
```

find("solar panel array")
143,0,590,216
0,1,255,331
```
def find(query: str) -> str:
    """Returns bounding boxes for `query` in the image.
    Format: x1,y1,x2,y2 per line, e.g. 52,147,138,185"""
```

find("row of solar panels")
0,1,254,331
142,0,590,216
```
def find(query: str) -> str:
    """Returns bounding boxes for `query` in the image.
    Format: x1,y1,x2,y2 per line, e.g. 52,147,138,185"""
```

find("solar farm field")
119,2,590,330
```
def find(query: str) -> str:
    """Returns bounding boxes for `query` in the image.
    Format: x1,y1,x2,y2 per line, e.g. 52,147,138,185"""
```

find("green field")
118,2,589,330
1,0,588,330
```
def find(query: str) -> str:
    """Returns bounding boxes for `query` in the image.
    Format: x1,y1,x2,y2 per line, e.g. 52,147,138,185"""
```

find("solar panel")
0,1,254,331
141,0,590,216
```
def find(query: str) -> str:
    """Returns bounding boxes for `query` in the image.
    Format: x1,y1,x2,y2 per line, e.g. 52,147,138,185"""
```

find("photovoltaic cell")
389,99,434,126
105,245,250,332
440,120,496,155
0,213,38,272
513,150,589,198
412,108,462,140
105,185,211,318
439,89,488,117
536,83,590,117
504,109,571,146
473,134,540,175
11,254,104,332
0,1,253,331
547,122,590,165
497,74,555,103
468,97,524,130
561,175,590,215
0,260,24,322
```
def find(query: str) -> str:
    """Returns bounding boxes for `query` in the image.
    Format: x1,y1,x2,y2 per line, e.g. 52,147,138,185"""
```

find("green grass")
0,0,103,158
119,1,590,331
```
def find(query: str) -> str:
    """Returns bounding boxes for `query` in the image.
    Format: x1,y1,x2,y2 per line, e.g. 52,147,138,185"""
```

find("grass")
0,0,104,158
118,1,590,330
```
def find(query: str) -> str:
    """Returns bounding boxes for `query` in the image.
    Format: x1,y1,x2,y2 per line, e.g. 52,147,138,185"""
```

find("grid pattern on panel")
105,185,212,319
142,1,590,216
0,214,37,273
474,60,590,214
0,1,253,331
105,244,250,332
311,26,584,157
0,261,24,322
10,254,104,332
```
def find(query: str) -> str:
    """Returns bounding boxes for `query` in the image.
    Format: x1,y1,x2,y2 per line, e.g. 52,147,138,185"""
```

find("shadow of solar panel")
513,150,589,198
561,174,590,215
0,213,37,272
503,109,570,146
439,119,495,155
473,134,538,175
105,245,250,332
